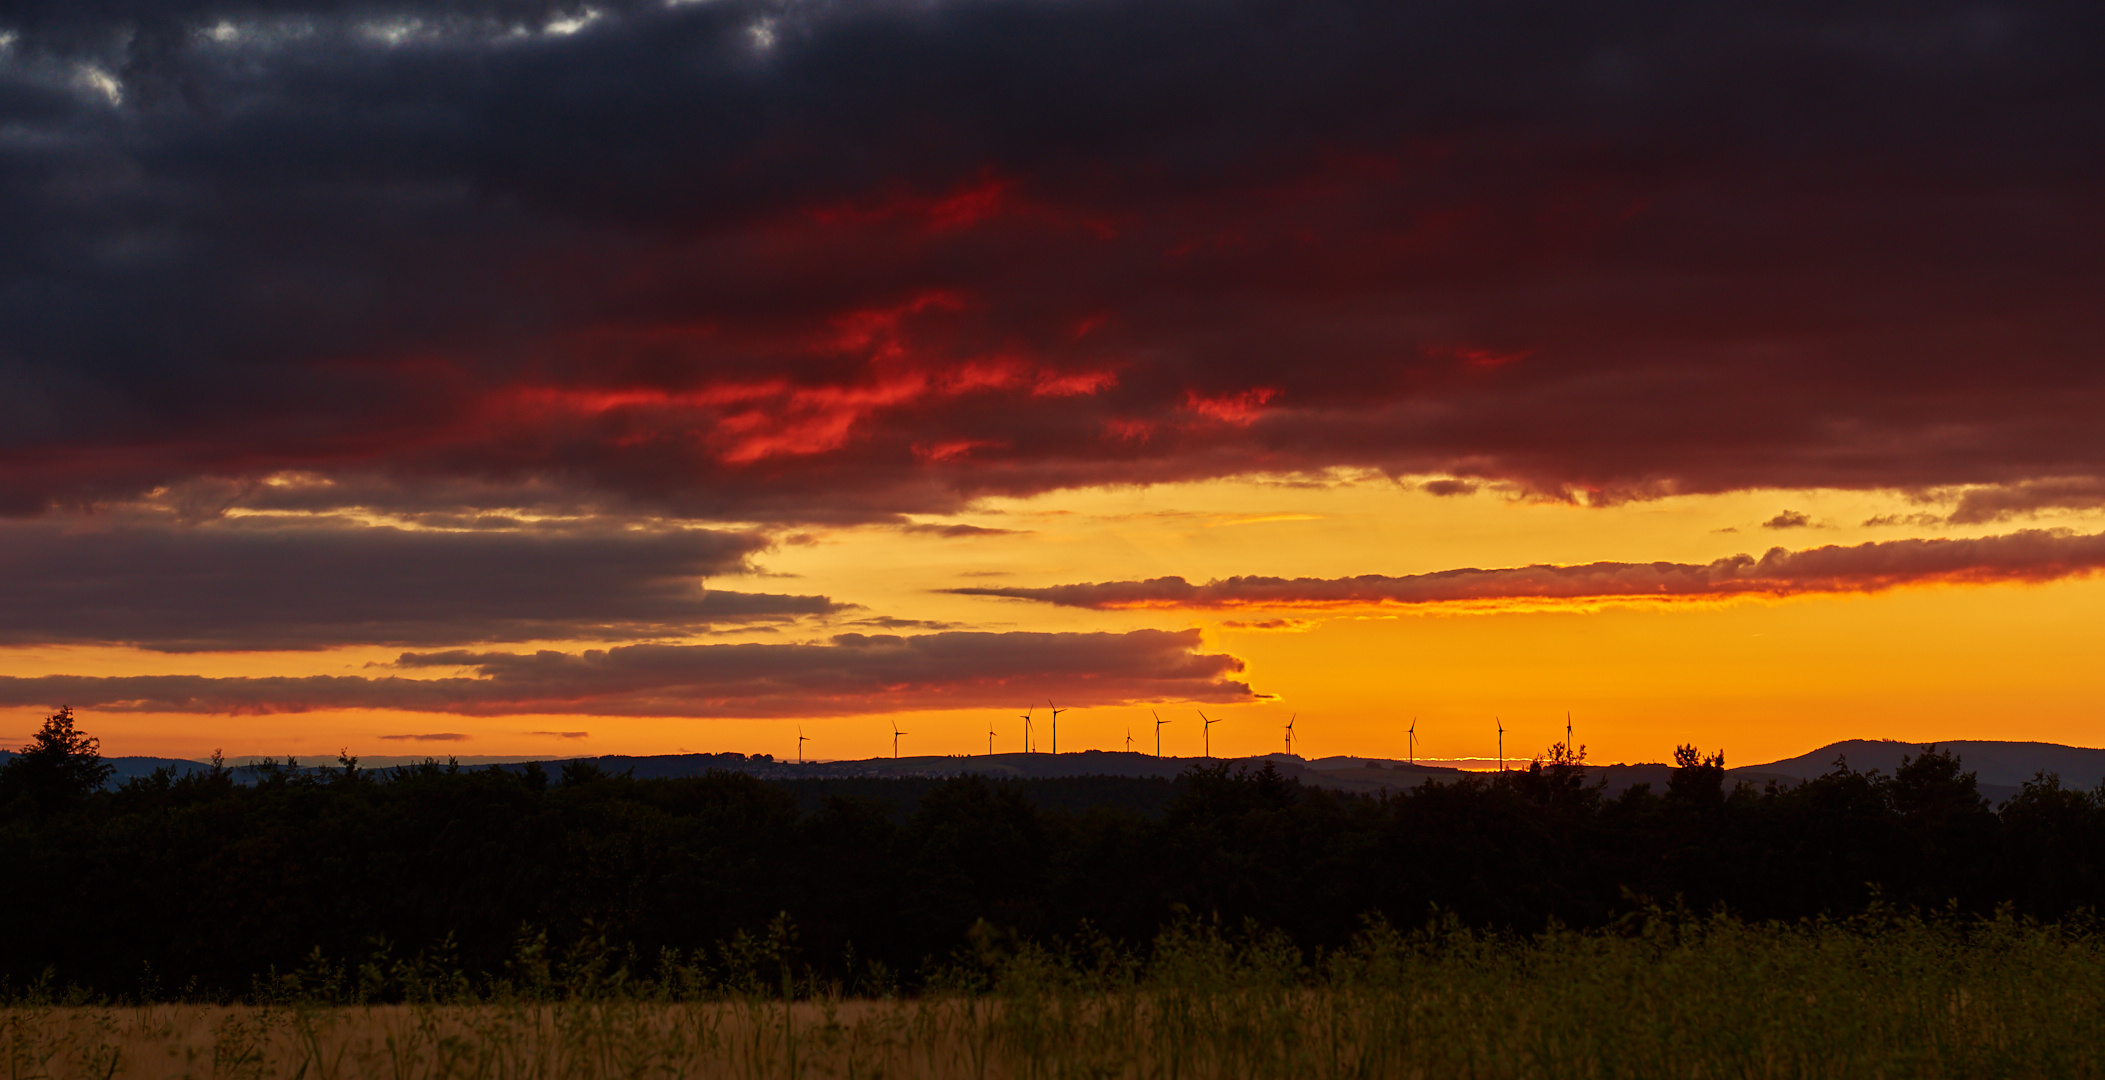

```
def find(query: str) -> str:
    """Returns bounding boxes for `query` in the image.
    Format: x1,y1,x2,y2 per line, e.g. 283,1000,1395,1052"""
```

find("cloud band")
949,530,2105,611
0,630,1258,717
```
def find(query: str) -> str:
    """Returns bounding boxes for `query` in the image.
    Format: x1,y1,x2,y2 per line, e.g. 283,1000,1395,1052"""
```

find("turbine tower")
1020,706,1034,754
1408,716,1417,765
1153,710,1170,758
1284,714,1296,756
797,725,810,765
1200,710,1221,758
892,719,907,759
1496,716,1504,772
1048,700,1066,756
989,718,997,757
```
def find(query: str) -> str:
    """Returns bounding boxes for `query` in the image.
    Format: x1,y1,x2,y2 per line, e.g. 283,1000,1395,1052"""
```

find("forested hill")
1748,740,2105,792
11,738,2100,802
7,737,2105,998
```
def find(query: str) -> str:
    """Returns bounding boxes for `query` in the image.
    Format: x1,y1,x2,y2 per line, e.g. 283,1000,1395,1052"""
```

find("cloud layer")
0,0,2099,520
0,630,1258,716
0,519,840,650
949,530,2105,611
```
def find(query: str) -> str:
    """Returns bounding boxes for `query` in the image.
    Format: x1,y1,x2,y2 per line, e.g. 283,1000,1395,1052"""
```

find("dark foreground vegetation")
6,709,2105,1000
8,915,2104,1079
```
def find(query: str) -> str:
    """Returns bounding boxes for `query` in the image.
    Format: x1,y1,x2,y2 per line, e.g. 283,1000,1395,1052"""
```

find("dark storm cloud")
0,0,2101,518
0,519,845,649
949,529,2105,609
0,630,1258,715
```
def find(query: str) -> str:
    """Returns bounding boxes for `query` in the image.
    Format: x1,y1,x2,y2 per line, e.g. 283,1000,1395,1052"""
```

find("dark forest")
4,710,2100,999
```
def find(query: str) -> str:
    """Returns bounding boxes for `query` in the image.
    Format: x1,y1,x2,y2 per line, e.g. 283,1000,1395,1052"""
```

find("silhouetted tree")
1508,742,1597,812
0,706,113,815
1886,746,1996,905
561,759,606,786
1668,744,1726,805
1998,772,2105,916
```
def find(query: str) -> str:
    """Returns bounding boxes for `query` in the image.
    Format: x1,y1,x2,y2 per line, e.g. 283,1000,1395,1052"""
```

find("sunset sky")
2,0,2101,767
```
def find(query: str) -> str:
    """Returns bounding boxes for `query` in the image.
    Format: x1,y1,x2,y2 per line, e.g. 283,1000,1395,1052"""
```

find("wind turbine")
797,725,810,764
1284,714,1296,756
1020,706,1034,754
1566,711,1574,758
1048,700,1066,756
989,718,997,757
1200,710,1221,758
1153,710,1170,757
1126,726,1134,752
1408,716,1417,765
891,719,907,759
1496,716,1504,772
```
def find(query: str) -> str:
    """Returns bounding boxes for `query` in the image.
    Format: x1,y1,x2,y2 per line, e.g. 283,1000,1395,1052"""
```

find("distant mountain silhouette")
13,739,2101,802
1742,739,2105,792
0,750,213,785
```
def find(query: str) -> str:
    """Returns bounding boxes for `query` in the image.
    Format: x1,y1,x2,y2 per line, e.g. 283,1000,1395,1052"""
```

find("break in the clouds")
0,630,1258,717
0,519,842,650
949,530,2105,611
0,0,2101,520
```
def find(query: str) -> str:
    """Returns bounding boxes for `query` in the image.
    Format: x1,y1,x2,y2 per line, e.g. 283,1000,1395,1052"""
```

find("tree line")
4,709,2103,997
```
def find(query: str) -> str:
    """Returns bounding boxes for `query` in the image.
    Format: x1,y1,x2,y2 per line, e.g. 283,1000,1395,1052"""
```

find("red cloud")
0,0,2099,526
1184,388,1281,425
1423,344,1532,369
949,529,2105,610
913,439,1004,463
1033,369,1119,397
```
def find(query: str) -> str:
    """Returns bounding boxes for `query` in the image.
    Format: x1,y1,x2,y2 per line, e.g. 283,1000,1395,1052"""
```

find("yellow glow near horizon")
5,475,2102,767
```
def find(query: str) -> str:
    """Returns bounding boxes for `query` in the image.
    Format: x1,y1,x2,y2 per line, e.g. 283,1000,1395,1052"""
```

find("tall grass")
7,908,2103,1078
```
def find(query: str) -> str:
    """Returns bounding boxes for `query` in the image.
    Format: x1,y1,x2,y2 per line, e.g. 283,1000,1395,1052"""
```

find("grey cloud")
0,629,1259,716
1945,479,2105,524
849,616,965,630
899,523,1019,538
948,529,2105,609
0,519,844,650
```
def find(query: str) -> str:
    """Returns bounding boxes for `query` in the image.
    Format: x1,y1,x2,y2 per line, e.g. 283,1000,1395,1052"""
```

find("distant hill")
1742,739,2105,793
0,749,215,785
10,739,2100,802
618,749,1471,793
0,746,1472,793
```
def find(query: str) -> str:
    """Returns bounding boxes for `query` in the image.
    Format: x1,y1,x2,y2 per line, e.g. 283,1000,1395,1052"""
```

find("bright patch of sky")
359,18,427,46
75,65,122,106
545,8,604,36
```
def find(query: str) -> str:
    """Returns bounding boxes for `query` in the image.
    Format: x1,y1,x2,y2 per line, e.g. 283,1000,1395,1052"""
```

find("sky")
1,0,2102,767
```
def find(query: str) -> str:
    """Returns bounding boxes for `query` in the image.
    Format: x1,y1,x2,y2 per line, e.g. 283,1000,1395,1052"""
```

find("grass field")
7,911,2103,1079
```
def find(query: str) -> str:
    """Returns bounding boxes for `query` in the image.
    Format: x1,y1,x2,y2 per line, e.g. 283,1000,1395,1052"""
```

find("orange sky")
5,0,2104,776
10,476,2098,767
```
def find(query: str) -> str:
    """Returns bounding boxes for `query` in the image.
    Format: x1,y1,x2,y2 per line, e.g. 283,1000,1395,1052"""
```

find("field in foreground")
7,913,2104,1079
